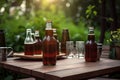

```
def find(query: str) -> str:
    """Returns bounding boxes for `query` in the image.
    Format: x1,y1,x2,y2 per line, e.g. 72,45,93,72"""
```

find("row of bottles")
24,21,98,66
24,21,61,65
24,29,42,55
24,21,71,65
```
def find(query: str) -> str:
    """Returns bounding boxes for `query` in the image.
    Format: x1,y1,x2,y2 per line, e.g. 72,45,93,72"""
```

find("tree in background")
0,0,120,52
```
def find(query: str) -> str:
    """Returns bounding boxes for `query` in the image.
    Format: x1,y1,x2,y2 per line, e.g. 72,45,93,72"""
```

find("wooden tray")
13,52,65,60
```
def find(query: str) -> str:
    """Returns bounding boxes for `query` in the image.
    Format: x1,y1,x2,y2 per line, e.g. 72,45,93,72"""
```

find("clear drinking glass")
66,41,75,58
75,41,85,58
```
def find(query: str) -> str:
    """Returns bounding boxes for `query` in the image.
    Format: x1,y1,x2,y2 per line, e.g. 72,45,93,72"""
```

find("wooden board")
0,57,120,80
13,52,65,60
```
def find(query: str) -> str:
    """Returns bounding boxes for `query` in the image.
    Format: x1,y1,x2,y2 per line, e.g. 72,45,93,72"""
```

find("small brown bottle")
61,29,70,55
42,21,57,65
53,28,59,55
85,27,97,62
34,30,42,55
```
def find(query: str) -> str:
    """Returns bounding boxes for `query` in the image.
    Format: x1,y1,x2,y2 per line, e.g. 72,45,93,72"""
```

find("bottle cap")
26,28,32,32
63,28,68,30
35,30,39,37
89,27,94,31
46,21,52,30
53,28,56,33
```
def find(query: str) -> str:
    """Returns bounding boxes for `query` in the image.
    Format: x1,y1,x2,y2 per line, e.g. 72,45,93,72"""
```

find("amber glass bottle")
34,30,42,55
85,27,97,62
61,29,70,55
24,29,34,55
53,28,59,55
42,21,57,65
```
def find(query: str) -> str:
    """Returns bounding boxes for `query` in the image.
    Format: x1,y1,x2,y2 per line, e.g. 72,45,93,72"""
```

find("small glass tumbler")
75,41,85,58
66,41,75,58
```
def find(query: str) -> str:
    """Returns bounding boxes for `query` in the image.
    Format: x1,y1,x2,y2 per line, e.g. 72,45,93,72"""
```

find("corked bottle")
42,21,57,65
85,27,97,62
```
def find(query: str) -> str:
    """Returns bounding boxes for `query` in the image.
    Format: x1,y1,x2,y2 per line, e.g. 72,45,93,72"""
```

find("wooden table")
0,57,120,80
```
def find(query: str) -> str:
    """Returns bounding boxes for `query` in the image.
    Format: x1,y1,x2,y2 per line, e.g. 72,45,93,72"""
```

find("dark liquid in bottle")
34,37,42,55
43,30,57,65
43,42,57,65
85,34,97,62
24,44,34,55
61,42,66,53
61,29,70,54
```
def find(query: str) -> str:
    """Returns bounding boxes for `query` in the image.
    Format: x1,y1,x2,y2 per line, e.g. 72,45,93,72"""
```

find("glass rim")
0,47,12,49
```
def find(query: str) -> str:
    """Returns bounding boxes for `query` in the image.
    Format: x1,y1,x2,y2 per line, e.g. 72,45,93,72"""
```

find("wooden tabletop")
0,57,120,80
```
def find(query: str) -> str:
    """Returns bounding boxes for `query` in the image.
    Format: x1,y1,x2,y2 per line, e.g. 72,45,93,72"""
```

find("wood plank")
45,60,120,80
1,58,42,74
1,57,120,80
1,58,83,78
31,58,83,78
31,59,118,78
18,58,82,77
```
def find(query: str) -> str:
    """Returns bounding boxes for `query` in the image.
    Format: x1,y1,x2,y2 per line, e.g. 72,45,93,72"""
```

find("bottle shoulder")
35,38,41,42
43,36,57,43
86,40,97,45
24,37,34,44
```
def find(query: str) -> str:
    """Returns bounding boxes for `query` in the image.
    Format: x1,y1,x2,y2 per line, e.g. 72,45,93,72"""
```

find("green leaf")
93,11,97,16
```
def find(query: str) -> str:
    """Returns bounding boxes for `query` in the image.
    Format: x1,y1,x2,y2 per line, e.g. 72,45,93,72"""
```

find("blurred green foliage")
0,10,89,52
0,0,110,52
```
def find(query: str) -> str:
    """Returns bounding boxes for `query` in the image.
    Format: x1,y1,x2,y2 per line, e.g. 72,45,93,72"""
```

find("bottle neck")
35,36,40,39
45,30,53,37
62,30,70,41
26,31,32,38
88,34,95,41
53,28,58,39
24,30,34,44
53,34,58,39
87,27,95,41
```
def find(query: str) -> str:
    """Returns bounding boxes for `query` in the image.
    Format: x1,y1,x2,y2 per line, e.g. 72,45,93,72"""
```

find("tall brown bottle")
85,27,97,62
61,29,70,55
34,30,42,55
53,28,59,55
42,21,57,65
